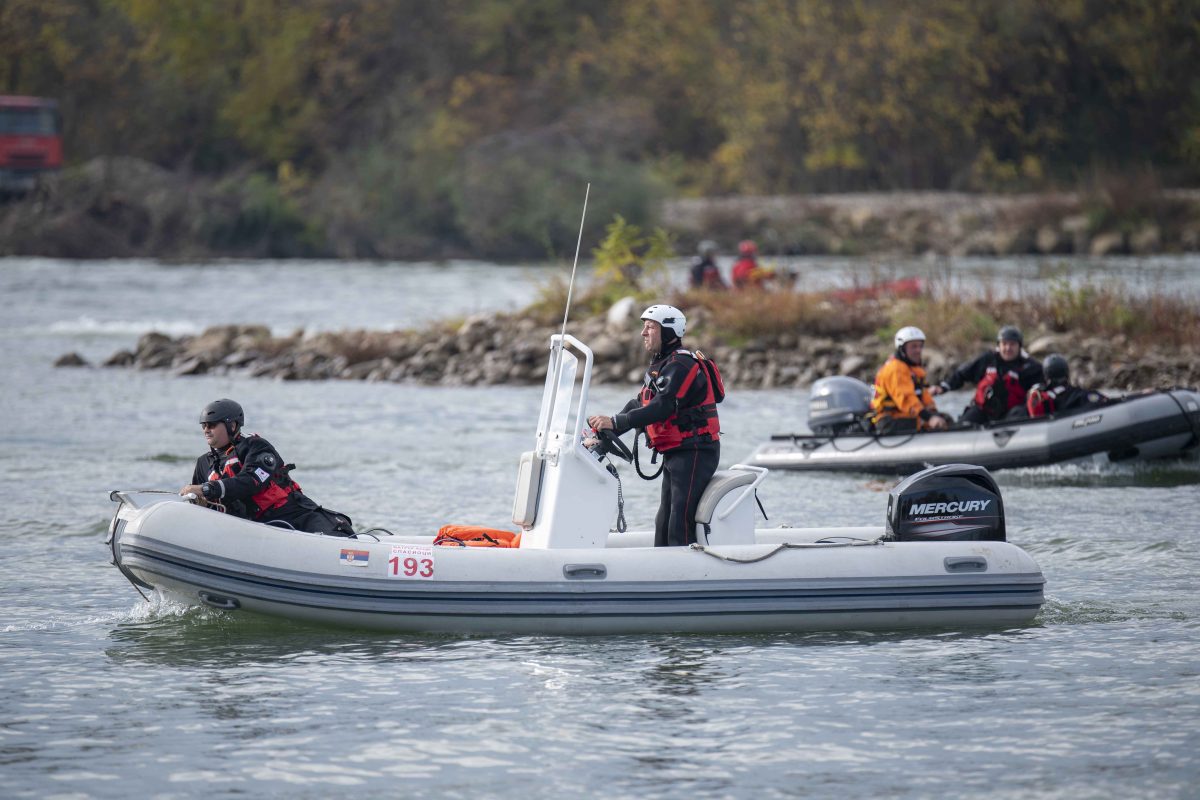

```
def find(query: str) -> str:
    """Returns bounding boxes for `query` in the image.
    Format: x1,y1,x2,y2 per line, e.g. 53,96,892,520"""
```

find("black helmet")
200,399,244,427
1043,354,1069,385
997,325,1023,345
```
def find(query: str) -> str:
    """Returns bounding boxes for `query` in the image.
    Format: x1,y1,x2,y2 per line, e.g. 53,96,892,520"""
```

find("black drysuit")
612,349,720,547
192,433,354,536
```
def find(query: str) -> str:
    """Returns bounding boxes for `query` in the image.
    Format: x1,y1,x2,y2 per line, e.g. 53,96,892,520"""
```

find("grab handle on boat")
563,564,607,580
944,556,987,573
198,591,241,610
715,464,768,522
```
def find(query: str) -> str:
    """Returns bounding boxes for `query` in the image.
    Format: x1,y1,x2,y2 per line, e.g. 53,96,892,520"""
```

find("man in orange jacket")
869,326,950,434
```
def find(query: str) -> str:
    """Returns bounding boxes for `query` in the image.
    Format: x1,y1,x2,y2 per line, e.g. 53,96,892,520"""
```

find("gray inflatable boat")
748,377,1200,474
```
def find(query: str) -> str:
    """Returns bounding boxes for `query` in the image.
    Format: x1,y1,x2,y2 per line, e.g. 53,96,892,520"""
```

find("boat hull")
111,497,1044,635
748,389,1200,474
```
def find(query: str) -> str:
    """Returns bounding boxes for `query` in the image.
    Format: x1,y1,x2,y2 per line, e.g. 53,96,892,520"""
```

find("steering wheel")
596,428,634,463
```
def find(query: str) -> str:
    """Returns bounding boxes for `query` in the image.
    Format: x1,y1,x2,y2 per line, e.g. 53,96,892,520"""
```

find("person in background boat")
690,240,727,289
1023,353,1110,418
869,326,951,434
587,305,723,547
930,325,1042,426
179,399,355,536
731,240,774,289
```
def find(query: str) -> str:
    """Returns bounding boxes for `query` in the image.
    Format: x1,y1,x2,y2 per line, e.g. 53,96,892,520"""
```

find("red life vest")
207,436,300,517
731,257,760,288
974,366,1027,416
1026,384,1067,418
639,350,724,452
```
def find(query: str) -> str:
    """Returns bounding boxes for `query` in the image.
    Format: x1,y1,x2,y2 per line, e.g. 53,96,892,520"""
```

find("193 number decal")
387,544,435,580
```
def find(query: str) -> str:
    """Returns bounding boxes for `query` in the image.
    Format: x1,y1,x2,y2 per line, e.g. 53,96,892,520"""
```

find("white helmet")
894,326,926,349
641,304,686,338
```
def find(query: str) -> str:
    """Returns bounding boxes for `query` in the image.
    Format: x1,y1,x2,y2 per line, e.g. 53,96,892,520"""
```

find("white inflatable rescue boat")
108,335,1045,634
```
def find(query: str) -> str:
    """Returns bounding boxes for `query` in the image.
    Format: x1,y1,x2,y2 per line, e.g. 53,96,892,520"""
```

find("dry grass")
526,270,1200,352
682,278,1200,351
683,288,890,342
886,279,1200,351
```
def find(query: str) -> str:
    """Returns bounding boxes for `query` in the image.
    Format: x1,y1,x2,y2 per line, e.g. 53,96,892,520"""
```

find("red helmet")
738,240,758,256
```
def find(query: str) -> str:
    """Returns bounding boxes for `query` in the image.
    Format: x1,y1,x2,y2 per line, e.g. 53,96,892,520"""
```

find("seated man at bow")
180,399,355,536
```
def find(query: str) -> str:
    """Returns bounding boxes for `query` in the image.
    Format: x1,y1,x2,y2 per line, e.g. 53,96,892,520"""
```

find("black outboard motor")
886,463,1006,542
808,376,873,435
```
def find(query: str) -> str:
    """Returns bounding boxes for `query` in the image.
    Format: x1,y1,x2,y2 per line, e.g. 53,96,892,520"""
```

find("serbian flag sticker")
340,548,370,567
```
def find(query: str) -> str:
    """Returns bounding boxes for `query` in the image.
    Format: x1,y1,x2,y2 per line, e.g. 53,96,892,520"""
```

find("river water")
2,256,1198,799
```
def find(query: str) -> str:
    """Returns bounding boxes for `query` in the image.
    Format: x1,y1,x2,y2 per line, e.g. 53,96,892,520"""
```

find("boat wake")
1,595,195,633
1037,598,1188,627
1004,455,1200,487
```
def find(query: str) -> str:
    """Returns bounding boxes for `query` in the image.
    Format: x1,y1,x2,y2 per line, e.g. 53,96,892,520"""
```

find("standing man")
180,399,355,536
870,326,951,434
931,325,1042,426
588,305,723,547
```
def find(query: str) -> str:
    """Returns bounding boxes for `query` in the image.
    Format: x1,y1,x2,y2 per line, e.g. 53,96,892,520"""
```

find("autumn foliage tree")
2,0,1198,256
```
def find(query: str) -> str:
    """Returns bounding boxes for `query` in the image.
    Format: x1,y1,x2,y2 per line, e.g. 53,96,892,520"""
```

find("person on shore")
690,240,727,289
931,325,1042,426
1023,354,1110,418
180,399,355,536
869,326,951,434
731,240,774,289
587,305,723,547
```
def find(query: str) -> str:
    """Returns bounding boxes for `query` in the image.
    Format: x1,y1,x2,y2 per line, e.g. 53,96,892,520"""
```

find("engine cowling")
808,375,872,435
886,463,1006,542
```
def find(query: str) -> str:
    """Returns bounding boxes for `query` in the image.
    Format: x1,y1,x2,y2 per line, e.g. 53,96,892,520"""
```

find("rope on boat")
1163,388,1200,443
689,536,886,564
353,528,397,541
607,462,628,533
793,431,916,453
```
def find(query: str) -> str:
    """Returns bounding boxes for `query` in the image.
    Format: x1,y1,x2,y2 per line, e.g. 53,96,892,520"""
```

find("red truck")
0,95,63,196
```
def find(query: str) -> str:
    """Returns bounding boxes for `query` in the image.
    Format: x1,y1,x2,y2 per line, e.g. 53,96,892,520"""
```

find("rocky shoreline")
59,302,1200,393
664,191,1200,257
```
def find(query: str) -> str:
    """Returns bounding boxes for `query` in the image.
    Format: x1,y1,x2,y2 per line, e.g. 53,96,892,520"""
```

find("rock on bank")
75,317,1200,393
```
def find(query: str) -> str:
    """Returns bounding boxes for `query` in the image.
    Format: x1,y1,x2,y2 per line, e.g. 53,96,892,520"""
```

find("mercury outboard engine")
886,463,1006,541
808,376,873,435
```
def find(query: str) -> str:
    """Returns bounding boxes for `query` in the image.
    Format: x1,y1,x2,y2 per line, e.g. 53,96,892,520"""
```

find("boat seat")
693,469,761,546
695,470,757,526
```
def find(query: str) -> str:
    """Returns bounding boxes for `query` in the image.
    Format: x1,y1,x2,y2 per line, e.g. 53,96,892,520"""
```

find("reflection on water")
105,606,471,669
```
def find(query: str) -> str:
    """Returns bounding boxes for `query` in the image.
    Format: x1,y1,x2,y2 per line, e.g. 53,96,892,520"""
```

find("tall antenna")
538,183,591,457
560,182,591,339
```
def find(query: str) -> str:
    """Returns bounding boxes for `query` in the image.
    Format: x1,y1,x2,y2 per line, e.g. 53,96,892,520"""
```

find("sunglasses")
200,421,224,430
